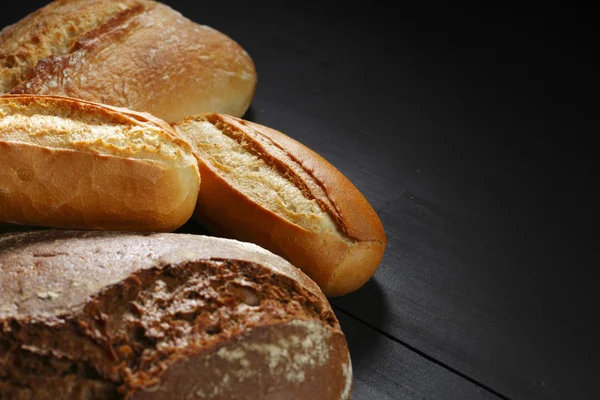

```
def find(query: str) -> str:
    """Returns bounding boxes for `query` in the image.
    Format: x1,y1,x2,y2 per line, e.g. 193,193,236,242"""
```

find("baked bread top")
0,94,192,163
0,0,257,122
0,230,352,399
0,94,200,232
175,113,386,296
0,229,328,319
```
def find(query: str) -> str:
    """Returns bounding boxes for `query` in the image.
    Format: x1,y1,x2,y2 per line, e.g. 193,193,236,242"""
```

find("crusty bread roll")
0,230,353,400
0,94,200,232
174,114,386,297
0,0,256,122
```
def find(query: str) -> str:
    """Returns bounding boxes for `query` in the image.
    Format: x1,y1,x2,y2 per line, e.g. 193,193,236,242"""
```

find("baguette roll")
0,230,353,400
0,0,257,122
174,114,386,297
0,94,200,232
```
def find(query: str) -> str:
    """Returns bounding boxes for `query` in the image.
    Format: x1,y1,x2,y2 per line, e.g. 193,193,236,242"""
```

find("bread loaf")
0,0,257,122
0,94,200,231
174,114,386,297
0,230,353,399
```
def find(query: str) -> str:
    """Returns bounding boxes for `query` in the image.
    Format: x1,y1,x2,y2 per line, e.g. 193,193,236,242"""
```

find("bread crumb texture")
215,320,331,384
0,231,345,399
0,96,191,164
178,118,344,236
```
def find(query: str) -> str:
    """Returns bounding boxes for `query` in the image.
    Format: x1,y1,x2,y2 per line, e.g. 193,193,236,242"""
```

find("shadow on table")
0,223,45,235
242,105,257,122
174,218,212,236
0,219,210,238
331,278,392,367
331,277,390,330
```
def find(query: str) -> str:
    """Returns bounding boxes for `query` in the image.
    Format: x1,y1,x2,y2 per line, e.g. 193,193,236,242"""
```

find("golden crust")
2,0,256,122
241,117,386,243
0,95,200,232
0,93,183,142
174,114,386,297
0,0,144,92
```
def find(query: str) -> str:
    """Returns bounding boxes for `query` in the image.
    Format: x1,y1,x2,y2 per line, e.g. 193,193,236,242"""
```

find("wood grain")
2,3,597,400
335,311,500,400
180,3,596,400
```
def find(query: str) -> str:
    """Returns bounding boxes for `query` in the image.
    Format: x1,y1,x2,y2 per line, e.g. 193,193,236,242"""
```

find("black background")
2,3,598,399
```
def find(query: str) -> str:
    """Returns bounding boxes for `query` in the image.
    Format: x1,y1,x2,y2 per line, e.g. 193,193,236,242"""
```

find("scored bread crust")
0,94,200,232
1,0,257,122
174,114,386,297
0,0,142,92
0,230,352,400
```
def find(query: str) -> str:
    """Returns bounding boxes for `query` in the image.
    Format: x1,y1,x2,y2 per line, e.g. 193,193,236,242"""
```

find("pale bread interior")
177,119,341,236
0,99,190,163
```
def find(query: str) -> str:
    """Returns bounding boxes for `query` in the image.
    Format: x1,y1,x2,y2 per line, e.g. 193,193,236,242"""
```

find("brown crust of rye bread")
0,230,352,399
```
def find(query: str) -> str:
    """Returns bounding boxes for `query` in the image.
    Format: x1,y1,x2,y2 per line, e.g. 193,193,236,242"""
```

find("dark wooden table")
2,3,597,399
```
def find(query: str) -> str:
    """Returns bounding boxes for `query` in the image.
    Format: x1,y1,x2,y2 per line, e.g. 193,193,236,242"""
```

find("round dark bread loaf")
0,230,352,399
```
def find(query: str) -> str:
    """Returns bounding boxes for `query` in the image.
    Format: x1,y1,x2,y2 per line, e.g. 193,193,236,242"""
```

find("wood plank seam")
333,306,511,400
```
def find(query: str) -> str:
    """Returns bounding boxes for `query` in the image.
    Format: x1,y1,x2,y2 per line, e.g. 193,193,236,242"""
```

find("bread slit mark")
67,3,149,54
0,0,148,93
235,120,350,234
0,99,187,162
177,118,348,238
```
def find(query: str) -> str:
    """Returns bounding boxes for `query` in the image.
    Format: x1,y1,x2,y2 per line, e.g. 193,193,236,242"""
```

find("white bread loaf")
174,113,386,297
0,0,257,122
0,94,200,231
